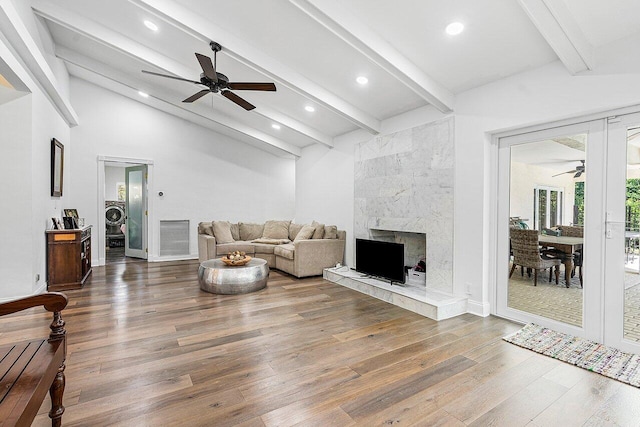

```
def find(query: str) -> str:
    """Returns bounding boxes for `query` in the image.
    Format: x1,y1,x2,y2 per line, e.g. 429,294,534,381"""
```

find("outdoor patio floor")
507,265,640,342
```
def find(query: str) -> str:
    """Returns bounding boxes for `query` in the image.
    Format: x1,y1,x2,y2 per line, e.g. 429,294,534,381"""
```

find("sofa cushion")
294,224,315,242
289,223,303,241
311,220,325,239
252,243,277,254
274,243,295,260
217,242,256,255
213,221,235,243
263,220,291,239
198,221,214,236
230,223,240,241
252,238,291,245
239,222,264,241
324,225,338,239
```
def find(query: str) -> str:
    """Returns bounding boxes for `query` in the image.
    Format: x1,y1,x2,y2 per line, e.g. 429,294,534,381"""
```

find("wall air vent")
159,220,189,256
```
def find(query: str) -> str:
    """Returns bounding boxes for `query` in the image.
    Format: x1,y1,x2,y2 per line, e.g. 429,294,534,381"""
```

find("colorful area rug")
503,323,640,388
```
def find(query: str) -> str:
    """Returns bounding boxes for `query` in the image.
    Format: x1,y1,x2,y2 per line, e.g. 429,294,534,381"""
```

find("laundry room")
105,165,126,262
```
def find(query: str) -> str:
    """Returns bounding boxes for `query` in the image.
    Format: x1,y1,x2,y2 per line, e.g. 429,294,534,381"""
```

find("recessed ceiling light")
305,105,315,112
144,20,158,32
356,76,369,85
272,124,281,130
445,22,464,36
138,91,149,98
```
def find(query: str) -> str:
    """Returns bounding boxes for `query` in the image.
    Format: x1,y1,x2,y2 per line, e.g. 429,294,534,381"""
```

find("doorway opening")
97,156,153,266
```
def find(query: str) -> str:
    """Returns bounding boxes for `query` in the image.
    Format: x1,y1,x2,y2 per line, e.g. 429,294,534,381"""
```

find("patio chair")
510,228,560,286
545,225,583,288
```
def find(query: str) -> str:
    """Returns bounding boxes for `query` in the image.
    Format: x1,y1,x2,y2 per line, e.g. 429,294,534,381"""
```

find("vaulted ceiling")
27,0,640,157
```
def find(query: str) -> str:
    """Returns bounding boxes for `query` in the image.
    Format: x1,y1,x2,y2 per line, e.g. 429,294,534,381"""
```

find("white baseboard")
148,254,198,263
467,299,491,317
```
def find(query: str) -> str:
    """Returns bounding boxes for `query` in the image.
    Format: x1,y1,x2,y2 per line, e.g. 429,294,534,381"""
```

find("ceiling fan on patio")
552,160,585,178
141,41,276,110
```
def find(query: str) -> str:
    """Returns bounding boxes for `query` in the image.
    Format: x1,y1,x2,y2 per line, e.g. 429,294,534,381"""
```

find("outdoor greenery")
575,179,640,229
627,178,640,230
574,182,584,226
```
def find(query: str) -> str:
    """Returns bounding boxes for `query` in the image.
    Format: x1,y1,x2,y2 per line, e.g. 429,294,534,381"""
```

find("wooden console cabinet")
46,226,92,291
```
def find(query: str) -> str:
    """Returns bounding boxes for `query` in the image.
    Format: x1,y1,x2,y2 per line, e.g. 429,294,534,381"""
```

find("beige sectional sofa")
198,220,346,278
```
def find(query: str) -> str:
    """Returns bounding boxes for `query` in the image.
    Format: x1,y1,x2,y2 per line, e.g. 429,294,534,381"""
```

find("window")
534,186,563,230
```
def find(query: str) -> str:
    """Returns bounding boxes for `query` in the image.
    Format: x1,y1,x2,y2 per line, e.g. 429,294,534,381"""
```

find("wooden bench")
0,292,68,427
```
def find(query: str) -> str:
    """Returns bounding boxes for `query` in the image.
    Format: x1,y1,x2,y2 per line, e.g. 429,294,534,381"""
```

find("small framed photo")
64,209,79,219
63,216,77,229
52,218,64,230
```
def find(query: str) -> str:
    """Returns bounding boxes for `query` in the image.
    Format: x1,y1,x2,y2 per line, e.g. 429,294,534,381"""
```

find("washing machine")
105,201,125,247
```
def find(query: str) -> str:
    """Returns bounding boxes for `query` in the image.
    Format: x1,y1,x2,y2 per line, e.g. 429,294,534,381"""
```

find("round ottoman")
198,258,269,294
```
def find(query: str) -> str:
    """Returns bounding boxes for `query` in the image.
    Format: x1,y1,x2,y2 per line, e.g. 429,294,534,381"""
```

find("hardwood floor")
2,260,639,426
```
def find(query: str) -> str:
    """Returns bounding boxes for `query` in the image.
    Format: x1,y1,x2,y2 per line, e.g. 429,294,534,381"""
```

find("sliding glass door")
497,113,640,353
496,121,605,341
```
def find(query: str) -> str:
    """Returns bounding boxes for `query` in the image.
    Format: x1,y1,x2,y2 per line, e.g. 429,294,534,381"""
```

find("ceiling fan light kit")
141,41,276,111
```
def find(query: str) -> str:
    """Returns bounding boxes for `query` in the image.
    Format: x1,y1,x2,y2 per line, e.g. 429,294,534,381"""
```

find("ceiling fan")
552,160,585,178
141,42,276,110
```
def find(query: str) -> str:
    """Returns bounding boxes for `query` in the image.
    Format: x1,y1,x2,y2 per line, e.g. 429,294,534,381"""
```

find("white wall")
105,166,125,201
0,95,32,298
0,87,70,300
69,77,296,263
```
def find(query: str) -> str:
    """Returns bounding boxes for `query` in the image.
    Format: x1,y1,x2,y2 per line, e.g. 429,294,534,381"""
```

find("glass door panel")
125,165,147,259
508,137,586,327
497,119,604,340
605,114,640,353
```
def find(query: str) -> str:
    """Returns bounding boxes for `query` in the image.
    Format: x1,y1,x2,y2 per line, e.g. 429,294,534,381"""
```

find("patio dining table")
538,234,583,286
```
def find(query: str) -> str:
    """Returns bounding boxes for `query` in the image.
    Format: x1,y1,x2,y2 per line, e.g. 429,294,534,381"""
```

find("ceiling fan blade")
574,170,584,178
142,70,202,85
227,82,276,91
552,169,576,177
221,90,255,110
195,53,217,83
183,89,211,103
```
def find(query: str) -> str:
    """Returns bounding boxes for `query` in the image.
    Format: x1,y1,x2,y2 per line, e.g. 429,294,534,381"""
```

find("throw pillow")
324,225,338,239
239,222,264,241
289,223,303,241
230,223,240,241
263,220,291,240
294,224,315,242
198,222,214,236
212,221,235,244
311,220,325,239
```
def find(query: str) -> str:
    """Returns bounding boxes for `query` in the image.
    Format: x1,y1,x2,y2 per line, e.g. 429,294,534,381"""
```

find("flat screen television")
355,238,405,284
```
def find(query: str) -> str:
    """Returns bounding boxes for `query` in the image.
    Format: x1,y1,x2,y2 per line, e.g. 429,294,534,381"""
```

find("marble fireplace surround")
354,117,454,295
324,117,463,321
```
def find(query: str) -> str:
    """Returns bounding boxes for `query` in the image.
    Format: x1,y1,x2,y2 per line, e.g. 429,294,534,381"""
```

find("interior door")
125,165,148,259
496,120,605,341
604,113,640,353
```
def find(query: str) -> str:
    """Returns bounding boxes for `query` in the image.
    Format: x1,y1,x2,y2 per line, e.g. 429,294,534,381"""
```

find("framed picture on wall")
51,138,64,197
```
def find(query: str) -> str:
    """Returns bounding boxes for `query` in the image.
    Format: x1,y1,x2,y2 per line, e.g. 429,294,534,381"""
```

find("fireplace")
369,229,426,271
353,117,454,294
